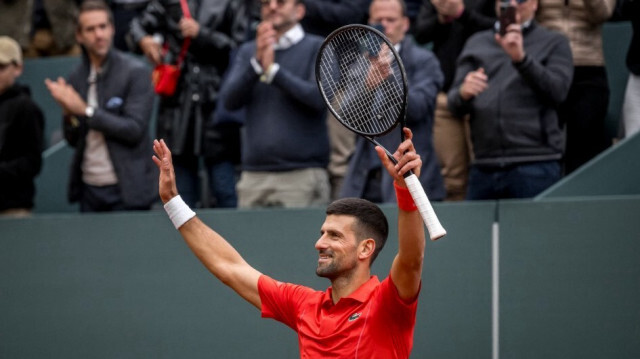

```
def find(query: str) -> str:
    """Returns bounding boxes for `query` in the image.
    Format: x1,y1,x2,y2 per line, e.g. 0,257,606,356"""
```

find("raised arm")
375,128,426,300
152,139,262,309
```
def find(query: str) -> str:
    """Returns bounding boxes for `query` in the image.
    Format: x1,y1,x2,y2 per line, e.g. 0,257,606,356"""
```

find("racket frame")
315,24,446,240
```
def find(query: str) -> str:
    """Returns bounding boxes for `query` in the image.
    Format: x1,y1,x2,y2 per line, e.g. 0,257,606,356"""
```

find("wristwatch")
85,106,95,118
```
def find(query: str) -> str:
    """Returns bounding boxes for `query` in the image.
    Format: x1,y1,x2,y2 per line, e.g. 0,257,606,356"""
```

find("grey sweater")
448,22,574,166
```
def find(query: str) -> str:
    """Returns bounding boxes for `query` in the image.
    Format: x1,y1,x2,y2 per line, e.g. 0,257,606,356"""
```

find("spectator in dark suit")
341,0,445,204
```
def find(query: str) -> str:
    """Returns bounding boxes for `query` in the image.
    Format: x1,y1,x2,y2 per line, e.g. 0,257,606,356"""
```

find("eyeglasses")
259,0,290,6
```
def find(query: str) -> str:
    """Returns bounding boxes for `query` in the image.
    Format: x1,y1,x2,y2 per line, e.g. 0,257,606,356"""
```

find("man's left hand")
44,77,88,116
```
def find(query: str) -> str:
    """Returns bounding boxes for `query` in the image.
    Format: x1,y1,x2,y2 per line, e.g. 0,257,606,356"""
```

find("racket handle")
404,173,447,240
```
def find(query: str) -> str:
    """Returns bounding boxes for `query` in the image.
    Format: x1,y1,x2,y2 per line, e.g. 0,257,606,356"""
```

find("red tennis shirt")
258,273,419,358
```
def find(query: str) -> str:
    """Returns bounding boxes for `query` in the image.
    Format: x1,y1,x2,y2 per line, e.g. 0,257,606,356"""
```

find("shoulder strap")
176,0,192,66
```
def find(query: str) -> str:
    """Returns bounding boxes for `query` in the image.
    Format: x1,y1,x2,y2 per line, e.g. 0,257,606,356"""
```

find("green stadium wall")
1,198,639,358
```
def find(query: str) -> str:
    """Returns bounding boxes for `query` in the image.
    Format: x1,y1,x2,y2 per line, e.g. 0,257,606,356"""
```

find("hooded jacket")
0,84,44,210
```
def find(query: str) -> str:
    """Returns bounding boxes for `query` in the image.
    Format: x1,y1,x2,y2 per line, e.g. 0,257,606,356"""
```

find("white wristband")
163,195,196,229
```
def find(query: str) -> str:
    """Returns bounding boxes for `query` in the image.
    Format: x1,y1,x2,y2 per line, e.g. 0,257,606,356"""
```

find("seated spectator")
413,0,496,201
0,36,45,217
341,0,445,204
222,0,330,208
45,0,157,212
610,0,640,138
536,0,616,173
0,0,81,57
447,0,573,200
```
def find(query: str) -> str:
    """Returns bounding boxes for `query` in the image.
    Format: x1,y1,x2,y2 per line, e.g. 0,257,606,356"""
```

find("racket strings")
318,28,406,136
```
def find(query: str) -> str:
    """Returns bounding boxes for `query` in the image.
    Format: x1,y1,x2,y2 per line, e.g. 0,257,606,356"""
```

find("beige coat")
536,0,616,66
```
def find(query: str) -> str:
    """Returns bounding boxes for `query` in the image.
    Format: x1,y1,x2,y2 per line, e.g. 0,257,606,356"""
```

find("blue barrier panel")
499,196,640,359
537,133,640,198
0,201,494,358
22,56,80,148
34,142,78,213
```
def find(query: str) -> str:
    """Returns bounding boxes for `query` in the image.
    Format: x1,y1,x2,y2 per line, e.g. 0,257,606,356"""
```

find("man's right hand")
152,139,179,204
139,36,162,66
459,67,488,100
255,21,276,71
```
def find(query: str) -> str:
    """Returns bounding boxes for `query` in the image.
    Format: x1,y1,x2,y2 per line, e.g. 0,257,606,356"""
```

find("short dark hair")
326,198,389,265
77,0,114,31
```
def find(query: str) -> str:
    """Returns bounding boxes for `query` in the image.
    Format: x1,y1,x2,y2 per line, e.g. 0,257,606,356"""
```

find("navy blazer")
64,49,157,208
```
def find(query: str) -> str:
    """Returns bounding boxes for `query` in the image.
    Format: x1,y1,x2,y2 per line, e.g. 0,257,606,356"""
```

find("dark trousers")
80,183,151,212
173,153,238,208
562,66,610,174
80,184,125,212
466,161,561,200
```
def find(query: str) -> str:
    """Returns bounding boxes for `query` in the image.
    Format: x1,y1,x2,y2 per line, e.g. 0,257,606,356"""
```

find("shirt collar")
322,275,380,307
274,24,305,50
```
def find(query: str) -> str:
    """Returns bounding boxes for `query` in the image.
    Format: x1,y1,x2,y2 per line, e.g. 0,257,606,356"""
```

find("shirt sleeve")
258,275,316,331
378,274,420,327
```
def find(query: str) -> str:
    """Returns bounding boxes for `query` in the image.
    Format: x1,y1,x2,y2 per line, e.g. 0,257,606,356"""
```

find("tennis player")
153,127,426,358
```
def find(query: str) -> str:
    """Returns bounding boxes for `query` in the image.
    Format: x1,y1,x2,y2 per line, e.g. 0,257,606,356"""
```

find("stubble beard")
315,256,358,280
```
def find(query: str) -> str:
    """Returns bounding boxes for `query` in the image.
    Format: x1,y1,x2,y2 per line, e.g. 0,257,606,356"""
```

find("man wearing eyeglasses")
447,0,574,200
221,0,331,208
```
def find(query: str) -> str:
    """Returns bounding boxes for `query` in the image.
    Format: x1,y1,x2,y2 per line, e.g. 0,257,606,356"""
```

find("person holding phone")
447,0,574,200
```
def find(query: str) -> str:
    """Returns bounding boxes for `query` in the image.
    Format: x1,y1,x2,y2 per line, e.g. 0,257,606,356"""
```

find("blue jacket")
341,37,446,202
64,49,157,209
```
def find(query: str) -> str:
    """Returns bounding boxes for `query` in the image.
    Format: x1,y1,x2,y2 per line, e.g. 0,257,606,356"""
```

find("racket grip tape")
404,174,447,240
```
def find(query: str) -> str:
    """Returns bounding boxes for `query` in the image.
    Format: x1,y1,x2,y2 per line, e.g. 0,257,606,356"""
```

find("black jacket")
610,0,639,75
0,84,44,211
413,0,496,91
129,0,247,157
300,0,371,37
65,49,157,208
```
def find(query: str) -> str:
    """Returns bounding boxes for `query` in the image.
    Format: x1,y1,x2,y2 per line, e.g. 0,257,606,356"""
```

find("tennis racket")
315,24,446,240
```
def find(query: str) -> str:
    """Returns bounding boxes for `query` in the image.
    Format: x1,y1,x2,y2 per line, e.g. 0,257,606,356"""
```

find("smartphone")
499,4,516,37
366,23,386,57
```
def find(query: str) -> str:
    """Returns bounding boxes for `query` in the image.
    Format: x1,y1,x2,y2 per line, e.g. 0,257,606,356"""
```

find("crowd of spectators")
0,0,636,215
